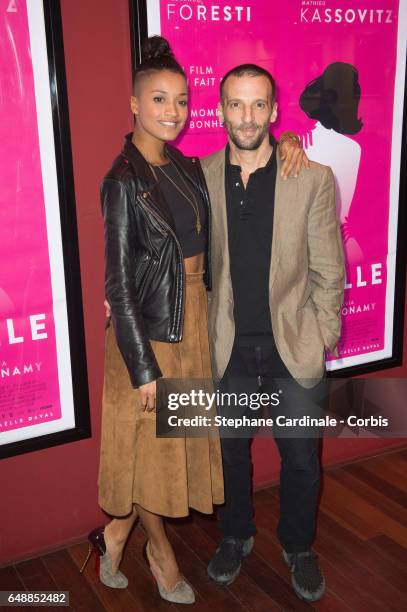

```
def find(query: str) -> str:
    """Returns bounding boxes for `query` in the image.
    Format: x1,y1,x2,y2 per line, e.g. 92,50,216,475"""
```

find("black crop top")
155,162,207,258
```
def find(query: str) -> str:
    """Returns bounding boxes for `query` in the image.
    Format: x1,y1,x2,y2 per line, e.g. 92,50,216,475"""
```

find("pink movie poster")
150,0,406,372
0,1,61,435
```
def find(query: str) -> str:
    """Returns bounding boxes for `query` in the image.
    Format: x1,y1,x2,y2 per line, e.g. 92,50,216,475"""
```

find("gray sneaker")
207,536,254,585
283,550,326,602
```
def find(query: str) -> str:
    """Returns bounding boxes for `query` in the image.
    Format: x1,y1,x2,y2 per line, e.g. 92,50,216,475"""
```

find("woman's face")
131,70,188,143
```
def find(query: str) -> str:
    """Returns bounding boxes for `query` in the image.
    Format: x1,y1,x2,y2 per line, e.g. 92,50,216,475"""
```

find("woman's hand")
279,136,310,179
139,380,157,412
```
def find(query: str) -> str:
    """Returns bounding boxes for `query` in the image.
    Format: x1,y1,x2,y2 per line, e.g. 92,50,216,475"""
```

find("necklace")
154,161,201,235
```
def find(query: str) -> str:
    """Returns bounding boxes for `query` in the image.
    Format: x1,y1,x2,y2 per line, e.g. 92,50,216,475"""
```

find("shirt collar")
225,133,277,175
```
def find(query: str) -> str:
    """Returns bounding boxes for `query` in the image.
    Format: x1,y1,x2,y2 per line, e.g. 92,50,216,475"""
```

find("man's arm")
308,166,345,356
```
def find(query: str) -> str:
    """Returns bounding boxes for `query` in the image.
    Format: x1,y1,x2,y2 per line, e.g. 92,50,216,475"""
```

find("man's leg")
258,345,323,551
274,375,326,602
261,346,326,602
218,435,256,539
208,344,258,585
273,435,321,553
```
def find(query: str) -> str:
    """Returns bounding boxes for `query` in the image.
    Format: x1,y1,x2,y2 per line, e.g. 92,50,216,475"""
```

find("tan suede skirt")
98,272,224,518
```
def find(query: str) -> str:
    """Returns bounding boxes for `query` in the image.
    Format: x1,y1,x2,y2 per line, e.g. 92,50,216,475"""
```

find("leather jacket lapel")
122,134,176,231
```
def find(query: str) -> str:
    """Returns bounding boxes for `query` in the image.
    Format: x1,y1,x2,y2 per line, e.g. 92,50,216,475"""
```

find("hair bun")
141,36,174,62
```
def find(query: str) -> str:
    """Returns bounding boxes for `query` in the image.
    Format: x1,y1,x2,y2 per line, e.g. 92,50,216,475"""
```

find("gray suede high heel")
145,540,195,604
80,527,128,589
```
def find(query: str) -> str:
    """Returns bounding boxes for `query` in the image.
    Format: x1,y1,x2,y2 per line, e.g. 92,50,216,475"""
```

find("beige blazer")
201,146,345,388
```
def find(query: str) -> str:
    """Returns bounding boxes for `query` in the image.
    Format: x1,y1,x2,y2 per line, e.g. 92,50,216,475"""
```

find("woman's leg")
104,506,139,573
136,504,181,589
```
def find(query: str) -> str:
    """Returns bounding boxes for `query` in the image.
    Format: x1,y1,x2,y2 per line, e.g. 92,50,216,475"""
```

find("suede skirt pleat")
98,272,224,518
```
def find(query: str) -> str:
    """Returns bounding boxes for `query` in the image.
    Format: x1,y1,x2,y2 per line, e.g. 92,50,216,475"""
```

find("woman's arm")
101,177,162,388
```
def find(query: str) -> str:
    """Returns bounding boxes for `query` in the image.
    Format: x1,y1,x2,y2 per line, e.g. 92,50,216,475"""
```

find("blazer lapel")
204,150,232,293
269,149,299,290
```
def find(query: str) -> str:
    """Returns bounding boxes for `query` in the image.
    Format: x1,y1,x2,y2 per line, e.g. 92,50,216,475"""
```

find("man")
201,64,344,602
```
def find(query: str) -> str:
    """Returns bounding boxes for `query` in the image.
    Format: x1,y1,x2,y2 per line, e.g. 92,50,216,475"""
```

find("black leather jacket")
101,134,211,388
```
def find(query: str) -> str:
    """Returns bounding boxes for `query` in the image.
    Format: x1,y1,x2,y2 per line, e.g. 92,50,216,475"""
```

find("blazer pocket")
298,299,325,347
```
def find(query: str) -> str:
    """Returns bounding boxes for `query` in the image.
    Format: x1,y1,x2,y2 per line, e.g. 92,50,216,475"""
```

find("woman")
80,37,223,604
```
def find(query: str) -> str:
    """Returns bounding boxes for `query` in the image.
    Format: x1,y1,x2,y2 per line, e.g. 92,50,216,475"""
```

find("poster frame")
129,0,406,378
0,0,91,459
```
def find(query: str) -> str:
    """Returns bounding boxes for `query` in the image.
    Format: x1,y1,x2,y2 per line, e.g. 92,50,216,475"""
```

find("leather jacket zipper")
135,253,151,283
191,156,212,291
138,192,186,341
137,194,168,238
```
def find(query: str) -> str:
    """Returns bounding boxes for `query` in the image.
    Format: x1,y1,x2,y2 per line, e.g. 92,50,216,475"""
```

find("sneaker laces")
293,552,323,590
216,537,245,565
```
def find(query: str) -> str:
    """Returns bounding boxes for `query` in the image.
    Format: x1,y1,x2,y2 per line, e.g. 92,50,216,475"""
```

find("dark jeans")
218,343,323,553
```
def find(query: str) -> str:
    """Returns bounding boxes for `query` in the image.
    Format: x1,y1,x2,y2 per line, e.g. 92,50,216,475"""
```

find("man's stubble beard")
225,119,270,151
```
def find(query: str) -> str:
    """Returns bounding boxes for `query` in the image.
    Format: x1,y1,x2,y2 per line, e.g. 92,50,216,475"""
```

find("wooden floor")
2,449,407,611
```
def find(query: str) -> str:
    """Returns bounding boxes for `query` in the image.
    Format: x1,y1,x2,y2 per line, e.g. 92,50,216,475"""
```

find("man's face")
218,74,277,150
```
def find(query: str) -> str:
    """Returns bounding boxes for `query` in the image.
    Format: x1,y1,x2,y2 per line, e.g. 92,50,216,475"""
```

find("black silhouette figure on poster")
300,62,363,262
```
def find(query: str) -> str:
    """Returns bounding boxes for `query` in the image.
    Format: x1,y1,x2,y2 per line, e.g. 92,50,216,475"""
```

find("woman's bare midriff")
184,252,205,273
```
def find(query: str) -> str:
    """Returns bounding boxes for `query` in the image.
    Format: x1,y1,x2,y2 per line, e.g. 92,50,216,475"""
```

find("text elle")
0,314,47,345
345,263,383,289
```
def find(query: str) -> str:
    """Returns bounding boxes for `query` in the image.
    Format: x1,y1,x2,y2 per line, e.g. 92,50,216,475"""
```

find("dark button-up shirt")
225,136,277,346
